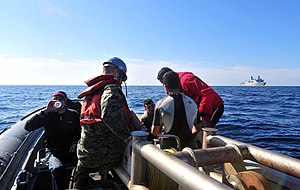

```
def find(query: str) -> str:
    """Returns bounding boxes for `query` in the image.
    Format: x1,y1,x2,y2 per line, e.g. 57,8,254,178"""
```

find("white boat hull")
240,82,266,86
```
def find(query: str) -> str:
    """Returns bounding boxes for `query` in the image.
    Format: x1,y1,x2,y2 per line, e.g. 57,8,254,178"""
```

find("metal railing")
127,131,232,190
114,129,300,190
206,135,300,179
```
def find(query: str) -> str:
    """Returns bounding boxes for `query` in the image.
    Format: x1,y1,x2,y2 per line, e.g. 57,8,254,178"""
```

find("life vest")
78,74,133,127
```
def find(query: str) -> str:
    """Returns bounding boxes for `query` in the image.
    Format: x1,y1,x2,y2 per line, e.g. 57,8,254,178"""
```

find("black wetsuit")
153,93,197,150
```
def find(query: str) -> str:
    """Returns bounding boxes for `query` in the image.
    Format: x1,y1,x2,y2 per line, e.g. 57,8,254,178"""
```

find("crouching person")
24,91,81,190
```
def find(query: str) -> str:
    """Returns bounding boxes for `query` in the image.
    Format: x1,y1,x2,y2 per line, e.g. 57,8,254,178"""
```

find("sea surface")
0,85,299,159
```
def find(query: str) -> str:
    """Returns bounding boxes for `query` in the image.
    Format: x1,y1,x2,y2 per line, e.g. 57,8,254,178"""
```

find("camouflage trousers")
77,122,126,170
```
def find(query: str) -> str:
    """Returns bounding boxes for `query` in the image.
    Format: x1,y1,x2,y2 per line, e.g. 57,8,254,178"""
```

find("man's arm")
25,100,59,131
24,111,47,131
101,87,131,141
151,104,162,136
151,124,161,136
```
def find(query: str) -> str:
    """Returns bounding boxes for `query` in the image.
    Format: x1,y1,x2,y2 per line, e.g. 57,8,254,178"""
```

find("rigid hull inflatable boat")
1,107,300,190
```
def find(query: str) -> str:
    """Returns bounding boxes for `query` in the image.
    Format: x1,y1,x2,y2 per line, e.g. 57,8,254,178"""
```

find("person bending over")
157,67,224,128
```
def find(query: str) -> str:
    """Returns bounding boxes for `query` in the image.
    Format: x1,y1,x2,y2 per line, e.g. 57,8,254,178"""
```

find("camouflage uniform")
75,84,131,185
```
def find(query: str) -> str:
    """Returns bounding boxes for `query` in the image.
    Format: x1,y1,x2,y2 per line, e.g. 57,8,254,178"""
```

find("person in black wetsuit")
24,91,81,190
151,71,200,150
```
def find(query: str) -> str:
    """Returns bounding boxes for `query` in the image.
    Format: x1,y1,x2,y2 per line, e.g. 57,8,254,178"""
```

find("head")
143,99,155,113
102,57,127,82
55,91,68,99
52,91,67,109
162,71,180,93
157,67,172,83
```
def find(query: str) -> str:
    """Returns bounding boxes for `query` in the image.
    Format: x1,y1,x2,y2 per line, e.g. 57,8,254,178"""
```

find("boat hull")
240,82,266,86
1,106,300,190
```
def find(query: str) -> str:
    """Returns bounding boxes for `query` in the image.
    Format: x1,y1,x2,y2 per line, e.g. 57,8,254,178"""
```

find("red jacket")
178,72,223,124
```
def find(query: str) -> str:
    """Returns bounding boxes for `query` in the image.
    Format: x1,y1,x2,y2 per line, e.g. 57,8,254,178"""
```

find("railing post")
202,127,217,149
130,131,149,187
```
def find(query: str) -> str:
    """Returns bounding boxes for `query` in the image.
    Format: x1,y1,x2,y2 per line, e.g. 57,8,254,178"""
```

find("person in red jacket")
157,67,224,128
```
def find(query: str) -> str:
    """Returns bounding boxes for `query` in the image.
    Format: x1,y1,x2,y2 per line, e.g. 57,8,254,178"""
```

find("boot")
74,176,102,189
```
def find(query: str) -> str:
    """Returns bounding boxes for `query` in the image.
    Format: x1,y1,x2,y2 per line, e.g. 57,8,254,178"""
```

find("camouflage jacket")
77,84,131,169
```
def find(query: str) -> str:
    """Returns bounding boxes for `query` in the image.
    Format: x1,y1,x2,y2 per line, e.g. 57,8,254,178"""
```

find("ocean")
0,85,299,159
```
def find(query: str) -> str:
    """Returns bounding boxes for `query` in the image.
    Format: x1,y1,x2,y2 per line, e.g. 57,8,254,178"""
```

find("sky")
0,0,299,86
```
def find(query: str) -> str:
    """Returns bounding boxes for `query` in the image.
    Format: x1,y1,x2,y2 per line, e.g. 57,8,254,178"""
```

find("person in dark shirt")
55,90,82,114
140,99,156,142
24,91,81,190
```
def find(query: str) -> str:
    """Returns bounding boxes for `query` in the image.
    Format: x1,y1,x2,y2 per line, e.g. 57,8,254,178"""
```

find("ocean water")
0,85,299,159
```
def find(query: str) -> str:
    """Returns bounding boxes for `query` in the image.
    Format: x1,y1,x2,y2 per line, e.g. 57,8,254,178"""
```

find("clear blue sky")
0,0,299,86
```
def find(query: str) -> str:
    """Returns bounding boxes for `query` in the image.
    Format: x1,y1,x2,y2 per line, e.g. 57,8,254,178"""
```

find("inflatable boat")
1,107,300,190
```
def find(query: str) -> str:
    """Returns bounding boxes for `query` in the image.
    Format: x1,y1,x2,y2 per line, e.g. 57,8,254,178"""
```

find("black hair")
162,71,180,90
143,99,154,106
157,67,172,82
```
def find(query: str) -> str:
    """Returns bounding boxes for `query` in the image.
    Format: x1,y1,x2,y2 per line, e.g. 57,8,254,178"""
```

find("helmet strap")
124,81,127,96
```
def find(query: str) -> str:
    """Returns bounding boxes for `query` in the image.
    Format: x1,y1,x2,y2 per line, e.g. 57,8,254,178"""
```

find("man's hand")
44,100,58,114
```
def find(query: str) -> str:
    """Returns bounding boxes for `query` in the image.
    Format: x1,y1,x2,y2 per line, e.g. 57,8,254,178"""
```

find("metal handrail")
130,131,232,190
207,135,300,179
119,130,300,190
158,134,181,150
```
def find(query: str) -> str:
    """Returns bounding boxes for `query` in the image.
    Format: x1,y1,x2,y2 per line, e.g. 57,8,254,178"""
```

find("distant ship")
240,75,266,86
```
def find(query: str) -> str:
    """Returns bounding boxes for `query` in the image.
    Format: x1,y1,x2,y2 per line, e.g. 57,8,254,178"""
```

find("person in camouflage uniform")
74,57,134,189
